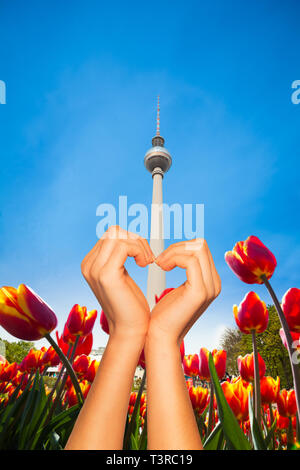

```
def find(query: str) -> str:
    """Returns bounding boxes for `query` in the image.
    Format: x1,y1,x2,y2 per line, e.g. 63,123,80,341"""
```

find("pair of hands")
81,225,221,347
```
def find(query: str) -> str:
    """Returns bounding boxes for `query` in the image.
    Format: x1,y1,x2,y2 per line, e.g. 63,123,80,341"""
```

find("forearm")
65,333,144,450
145,334,203,450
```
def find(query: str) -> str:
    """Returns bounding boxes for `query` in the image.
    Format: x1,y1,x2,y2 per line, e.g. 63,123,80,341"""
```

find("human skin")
65,227,221,450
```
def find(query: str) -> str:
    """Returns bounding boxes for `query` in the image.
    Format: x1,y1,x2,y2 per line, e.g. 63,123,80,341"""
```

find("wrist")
108,329,146,351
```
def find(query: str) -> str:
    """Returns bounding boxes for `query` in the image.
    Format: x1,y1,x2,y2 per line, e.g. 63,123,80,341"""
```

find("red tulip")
183,354,200,377
11,371,29,390
56,330,93,357
273,409,296,430
129,392,137,407
237,352,266,382
277,389,297,418
100,310,109,334
66,304,97,337
41,346,60,367
281,288,300,333
155,288,174,303
19,349,43,373
279,327,300,352
188,386,209,414
199,348,227,381
233,291,268,334
66,380,90,407
221,377,251,422
73,354,91,378
225,235,277,284
85,359,100,382
260,376,280,405
0,284,57,341
0,362,18,381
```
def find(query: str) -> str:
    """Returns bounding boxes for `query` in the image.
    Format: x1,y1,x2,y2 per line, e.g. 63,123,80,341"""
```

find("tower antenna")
156,95,160,136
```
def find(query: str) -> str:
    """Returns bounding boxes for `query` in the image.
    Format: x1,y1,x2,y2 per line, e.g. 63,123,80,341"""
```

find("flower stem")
207,381,214,436
251,330,262,428
45,333,83,404
262,275,300,425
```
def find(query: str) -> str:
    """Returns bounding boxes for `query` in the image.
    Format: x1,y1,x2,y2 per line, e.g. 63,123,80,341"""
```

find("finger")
206,247,222,297
196,243,216,300
137,237,155,263
104,238,149,270
126,232,152,265
157,251,205,292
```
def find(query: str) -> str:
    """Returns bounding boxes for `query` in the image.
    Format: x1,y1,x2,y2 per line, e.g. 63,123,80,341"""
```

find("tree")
220,305,293,389
0,337,34,364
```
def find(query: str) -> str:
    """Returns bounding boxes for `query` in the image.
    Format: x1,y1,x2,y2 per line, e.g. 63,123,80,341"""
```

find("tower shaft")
144,97,172,310
146,170,165,309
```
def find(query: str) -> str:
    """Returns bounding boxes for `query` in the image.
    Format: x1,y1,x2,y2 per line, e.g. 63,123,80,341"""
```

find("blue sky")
0,0,299,354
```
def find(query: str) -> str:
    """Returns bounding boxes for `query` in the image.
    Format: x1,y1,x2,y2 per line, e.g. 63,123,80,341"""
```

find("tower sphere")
144,142,172,175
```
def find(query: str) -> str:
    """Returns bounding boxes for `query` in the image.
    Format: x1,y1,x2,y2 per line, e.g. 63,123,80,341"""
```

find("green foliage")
0,372,80,449
220,305,293,388
43,376,57,389
0,337,34,364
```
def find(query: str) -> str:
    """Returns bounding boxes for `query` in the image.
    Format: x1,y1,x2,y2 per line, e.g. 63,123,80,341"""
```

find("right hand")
148,238,221,346
81,226,155,340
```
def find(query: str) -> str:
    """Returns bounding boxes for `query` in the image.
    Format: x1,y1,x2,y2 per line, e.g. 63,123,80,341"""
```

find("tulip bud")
237,352,266,382
66,304,97,337
233,291,268,334
221,377,251,422
183,354,200,377
277,389,297,418
188,386,209,414
282,288,300,333
225,235,277,284
260,376,280,404
199,348,227,381
0,284,57,341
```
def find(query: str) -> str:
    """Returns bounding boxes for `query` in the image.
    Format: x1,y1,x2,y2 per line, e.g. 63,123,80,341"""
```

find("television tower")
144,97,172,309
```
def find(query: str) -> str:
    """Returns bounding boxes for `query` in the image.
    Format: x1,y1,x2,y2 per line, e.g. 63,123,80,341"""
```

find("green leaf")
30,404,81,449
138,417,147,450
248,392,267,450
208,353,251,450
265,417,277,450
130,433,139,450
203,422,224,450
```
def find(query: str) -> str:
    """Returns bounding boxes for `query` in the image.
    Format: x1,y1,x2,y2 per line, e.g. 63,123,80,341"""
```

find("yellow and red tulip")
277,389,297,418
260,376,280,405
66,380,91,408
0,284,57,341
281,288,300,333
221,377,251,422
225,235,277,284
0,362,18,381
41,346,60,367
199,348,227,381
56,330,93,357
66,304,97,337
183,354,200,377
72,354,91,378
237,352,266,382
188,386,209,415
233,291,268,334
19,348,43,373
85,359,100,383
